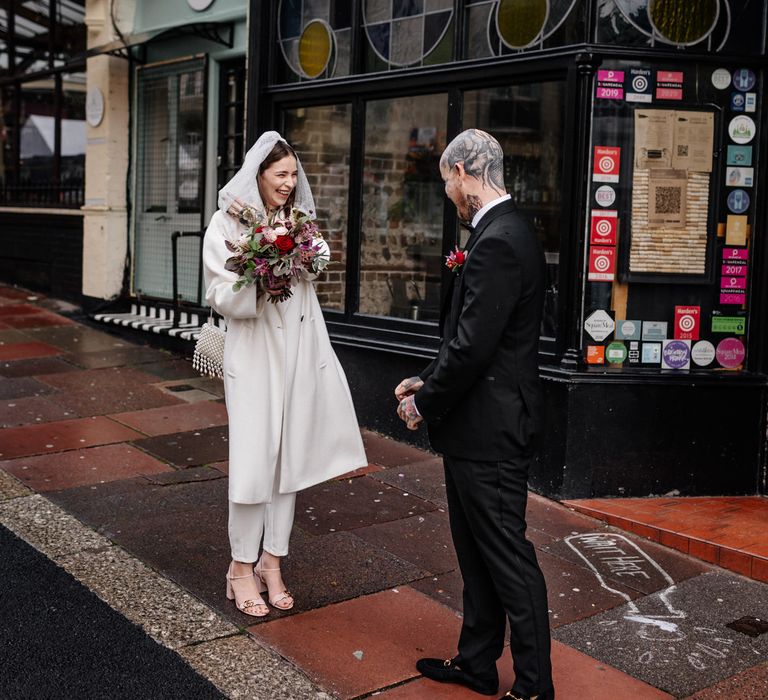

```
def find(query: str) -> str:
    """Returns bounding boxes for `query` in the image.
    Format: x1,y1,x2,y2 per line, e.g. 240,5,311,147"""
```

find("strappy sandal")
254,559,294,610
225,562,269,617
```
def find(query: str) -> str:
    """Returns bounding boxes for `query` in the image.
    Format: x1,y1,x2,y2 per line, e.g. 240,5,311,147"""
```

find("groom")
395,129,553,700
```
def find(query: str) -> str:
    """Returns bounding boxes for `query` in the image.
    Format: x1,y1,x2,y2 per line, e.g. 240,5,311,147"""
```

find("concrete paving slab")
0,356,78,377
47,383,184,416
24,324,130,353
553,570,768,698
682,661,768,699
0,376,55,399
0,341,63,362
110,400,229,436
65,346,171,369
132,425,230,466
0,469,32,500
0,395,78,427
135,358,201,380
371,457,449,508
361,428,433,467
35,365,164,391
294,475,437,534
249,587,462,700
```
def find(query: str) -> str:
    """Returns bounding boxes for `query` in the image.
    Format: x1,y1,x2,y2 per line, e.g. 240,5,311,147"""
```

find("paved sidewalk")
0,285,767,699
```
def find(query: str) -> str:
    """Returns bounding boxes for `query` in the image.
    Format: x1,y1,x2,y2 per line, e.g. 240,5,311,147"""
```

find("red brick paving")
0,342,63,362
564,497,768,583
249,587,462,699
683,661,768,699
0,416,143,459
109,401,229,436
0,443,173,491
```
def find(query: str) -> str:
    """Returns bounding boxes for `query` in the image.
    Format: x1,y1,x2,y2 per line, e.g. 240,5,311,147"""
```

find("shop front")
247,0,768,498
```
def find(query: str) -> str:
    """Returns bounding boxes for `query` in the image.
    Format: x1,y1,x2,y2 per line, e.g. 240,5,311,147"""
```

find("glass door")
133,58,206,301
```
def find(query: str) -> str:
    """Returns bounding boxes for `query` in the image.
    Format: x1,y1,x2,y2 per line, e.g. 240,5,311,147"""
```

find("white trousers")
228,480,296,562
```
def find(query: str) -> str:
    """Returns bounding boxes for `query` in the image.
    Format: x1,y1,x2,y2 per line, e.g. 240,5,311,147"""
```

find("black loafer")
416,657,499,696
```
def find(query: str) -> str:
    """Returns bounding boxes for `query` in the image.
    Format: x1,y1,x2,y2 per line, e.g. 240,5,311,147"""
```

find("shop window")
595,0,764,55
463,82,566,341
359,93,447,322
277,0,352,83
217,60,246,193
283,103,353,311
61,71,86,208
582,61,756,372
362,0,455,73
465,0,584,59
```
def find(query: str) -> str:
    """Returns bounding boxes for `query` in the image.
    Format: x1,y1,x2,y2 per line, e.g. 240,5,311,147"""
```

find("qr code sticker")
677,145,688,157
655,186,682,214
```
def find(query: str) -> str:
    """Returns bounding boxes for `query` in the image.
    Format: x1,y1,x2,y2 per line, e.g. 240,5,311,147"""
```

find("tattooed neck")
466,195,483,223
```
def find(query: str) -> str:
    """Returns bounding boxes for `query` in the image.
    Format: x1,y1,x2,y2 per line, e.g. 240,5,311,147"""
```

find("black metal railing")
0,182,85,208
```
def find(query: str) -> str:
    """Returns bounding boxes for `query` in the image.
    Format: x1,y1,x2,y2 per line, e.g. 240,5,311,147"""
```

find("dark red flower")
274,236,296,254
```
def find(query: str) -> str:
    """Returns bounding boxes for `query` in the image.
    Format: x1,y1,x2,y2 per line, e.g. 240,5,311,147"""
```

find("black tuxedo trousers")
445,454,552,697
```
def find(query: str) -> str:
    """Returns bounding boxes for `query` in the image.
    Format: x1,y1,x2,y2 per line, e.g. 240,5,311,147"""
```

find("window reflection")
284,104,352,311
360,94,447,321
463,83,565,340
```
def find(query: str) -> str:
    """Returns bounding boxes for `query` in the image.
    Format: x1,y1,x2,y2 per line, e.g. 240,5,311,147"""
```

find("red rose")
274,235,296,254
454,250,465,265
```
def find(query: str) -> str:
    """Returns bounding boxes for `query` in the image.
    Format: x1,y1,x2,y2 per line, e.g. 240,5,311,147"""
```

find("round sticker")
595,185,616,207
729,116,756,144
663,340,690,369
727,189,750,214
732,68,756,92
716,338,745,368
731,92,746,111
691,340,716,367
606,342,627,364
85,88,104,127
631,74,649,93
620,320,638,337
711,68,732,90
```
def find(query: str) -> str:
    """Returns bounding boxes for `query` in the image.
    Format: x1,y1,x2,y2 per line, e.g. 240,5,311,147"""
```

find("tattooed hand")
394,376,424,401
397,395,423,431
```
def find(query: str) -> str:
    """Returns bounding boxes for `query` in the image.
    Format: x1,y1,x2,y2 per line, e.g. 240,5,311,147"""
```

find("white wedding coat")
203,210,367,503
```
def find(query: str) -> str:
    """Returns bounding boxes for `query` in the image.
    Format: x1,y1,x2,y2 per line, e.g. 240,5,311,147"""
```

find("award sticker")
730,92,746,112
606,342,627,364
626,68,652,103
745,93,756,113
711,68,731,90
662,339,691,370
586,345,605,365
716,338,745,369
726,145,752,166
727,189,750,214
642,343,662,364
595,185,616,207
729,116,756,144
732,68,756,92
674,306,700,341
590,210,618,245
726,167,754,187
642,321,668,341
593,146,621,183
584,309,615,341
615,320,642,341
691,340,716,367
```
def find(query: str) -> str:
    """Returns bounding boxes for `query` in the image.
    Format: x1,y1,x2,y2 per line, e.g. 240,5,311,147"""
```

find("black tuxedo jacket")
414,199,545,460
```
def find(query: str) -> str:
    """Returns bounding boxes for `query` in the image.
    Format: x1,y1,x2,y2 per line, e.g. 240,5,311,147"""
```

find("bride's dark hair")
258,140,298,210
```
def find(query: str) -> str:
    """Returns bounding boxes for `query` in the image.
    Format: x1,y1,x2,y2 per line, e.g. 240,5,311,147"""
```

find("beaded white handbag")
192,314,225,379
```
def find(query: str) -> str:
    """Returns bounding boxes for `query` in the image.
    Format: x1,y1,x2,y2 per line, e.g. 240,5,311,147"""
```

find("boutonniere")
445,246,466,273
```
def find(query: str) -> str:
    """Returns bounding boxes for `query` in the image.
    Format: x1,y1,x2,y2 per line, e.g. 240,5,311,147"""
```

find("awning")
81,21,233,63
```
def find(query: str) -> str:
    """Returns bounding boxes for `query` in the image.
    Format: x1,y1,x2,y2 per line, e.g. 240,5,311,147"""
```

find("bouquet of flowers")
224,207,330,303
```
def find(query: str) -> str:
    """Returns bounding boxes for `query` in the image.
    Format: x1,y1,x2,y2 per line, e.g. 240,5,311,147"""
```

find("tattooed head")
439,129,506,224
440,129,505,193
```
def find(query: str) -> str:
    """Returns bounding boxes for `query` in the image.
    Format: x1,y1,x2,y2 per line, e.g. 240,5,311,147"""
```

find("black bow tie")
459,221,475,234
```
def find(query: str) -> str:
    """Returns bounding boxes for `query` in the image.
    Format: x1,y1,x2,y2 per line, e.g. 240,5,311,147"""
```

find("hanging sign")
590,210,618,245
593,147,621,183
674,306,700,341
588,247,616,281
656,70,683,100
596,69,624,100
627,68,652,102
584,310,615,342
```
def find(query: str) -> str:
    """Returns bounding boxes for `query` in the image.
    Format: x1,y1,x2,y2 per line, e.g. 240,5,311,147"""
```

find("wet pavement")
1,284,767,699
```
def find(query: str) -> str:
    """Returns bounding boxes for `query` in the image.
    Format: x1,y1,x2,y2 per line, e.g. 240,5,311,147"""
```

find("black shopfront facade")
245,0,768,498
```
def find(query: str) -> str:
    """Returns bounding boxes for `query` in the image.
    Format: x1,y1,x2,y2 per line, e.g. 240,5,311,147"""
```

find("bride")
203,131,367,617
